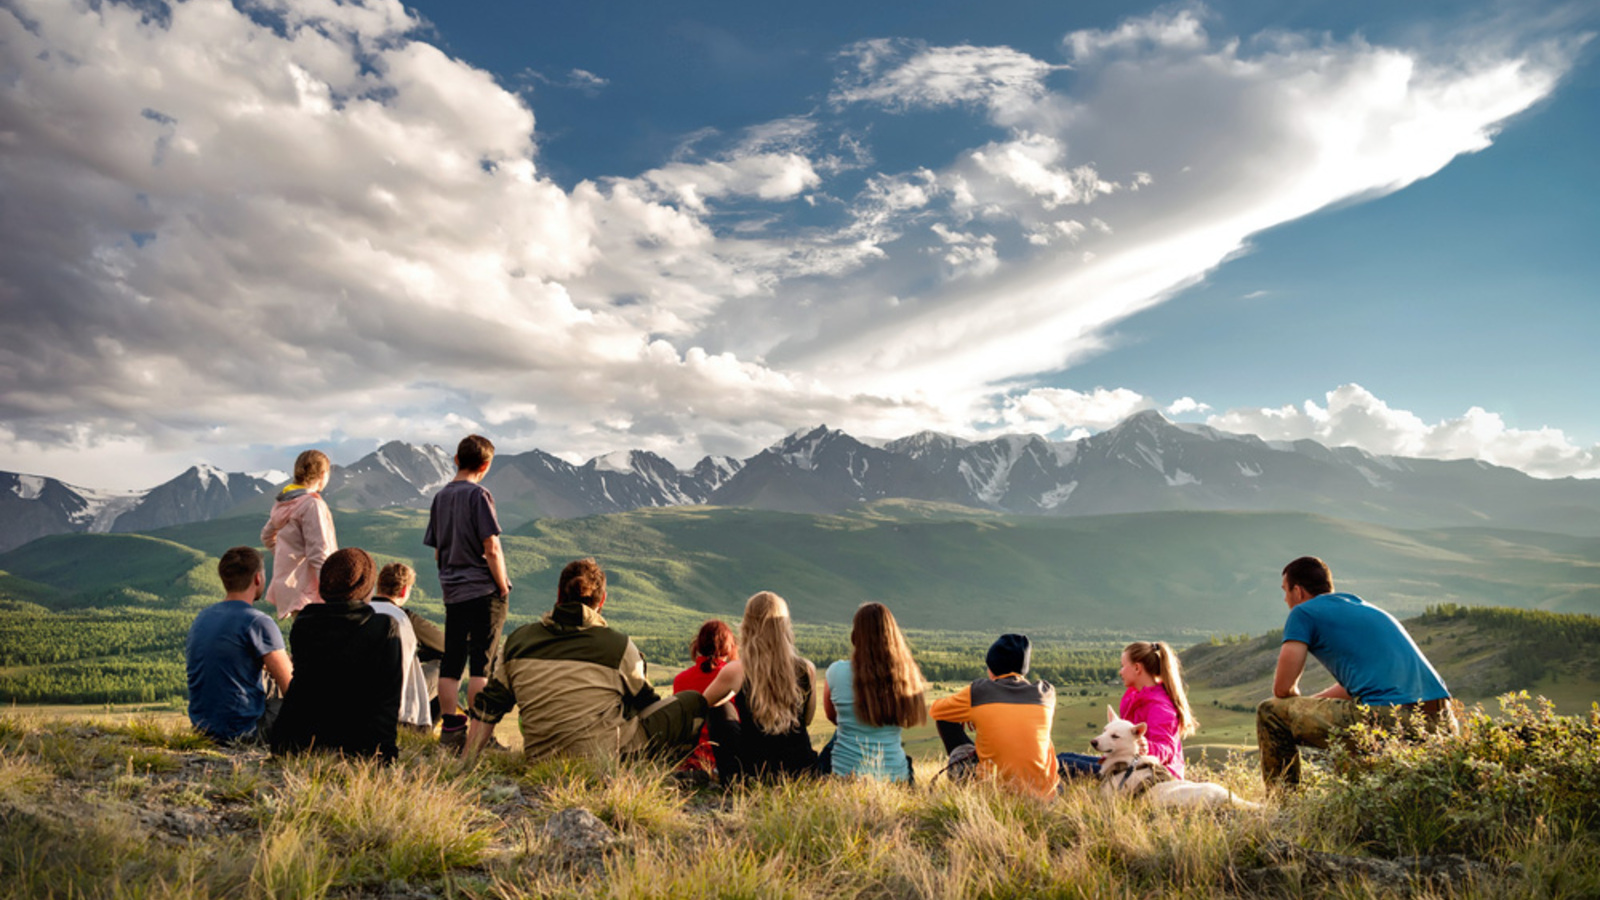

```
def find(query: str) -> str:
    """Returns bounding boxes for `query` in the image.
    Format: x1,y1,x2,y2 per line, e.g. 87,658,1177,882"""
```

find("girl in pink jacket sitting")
261,450,338,619
1060,639,1197,779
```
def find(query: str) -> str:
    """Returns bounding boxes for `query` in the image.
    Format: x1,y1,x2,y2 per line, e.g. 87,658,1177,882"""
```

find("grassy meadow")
3,692,1599,900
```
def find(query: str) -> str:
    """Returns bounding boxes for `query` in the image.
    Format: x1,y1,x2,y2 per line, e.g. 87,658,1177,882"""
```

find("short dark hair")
1282,556,1334,597
558,557,606,607
456,434,495,472
218,546,263,593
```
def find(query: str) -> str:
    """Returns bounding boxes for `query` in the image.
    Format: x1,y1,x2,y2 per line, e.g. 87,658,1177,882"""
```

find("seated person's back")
467,558,707,762
271,548,403,763
822,602,927,783
701,591,820,779
673,619,737,771
931,634,1059,798
187,547,292,744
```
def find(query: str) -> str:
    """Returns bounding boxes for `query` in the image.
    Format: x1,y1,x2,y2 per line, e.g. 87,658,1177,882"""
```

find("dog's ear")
1134,722,1148,737
1106,705,1118,723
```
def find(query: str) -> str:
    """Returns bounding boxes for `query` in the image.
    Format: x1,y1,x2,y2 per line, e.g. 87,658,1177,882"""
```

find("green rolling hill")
6,501,1599,632
2,501,1598,705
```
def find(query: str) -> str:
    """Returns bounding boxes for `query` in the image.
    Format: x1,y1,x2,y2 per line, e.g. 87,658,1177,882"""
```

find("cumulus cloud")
830,38,1067,119
1209,385,1600,479
1166,397,1211,416
0,0,1585,486
997,387,1155,434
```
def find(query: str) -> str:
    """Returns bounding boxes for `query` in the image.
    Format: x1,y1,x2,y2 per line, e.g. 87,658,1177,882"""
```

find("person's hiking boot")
439,714,468,755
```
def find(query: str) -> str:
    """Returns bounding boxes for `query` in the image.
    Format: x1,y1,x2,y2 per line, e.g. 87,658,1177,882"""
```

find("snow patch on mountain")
251,469,290,486
1046,440,1078,467
1165,469,1200,487
1133,442,1164,472
1039,481,1078,509
777,428,833,471
1355,466,1393,489
958,458,1009,505
12,475,45,500
1237,461,1263,478
592,450,636,474
70,485,144,532
194,465,228,490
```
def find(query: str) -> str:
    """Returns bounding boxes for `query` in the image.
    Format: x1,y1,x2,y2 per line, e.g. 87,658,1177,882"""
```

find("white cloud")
1166,397,1211,415
631,153,822,212
1208,385,1600,479
1065,6,1210,61
0,1,1585,487
831,39,1066,118
998,387,1155,433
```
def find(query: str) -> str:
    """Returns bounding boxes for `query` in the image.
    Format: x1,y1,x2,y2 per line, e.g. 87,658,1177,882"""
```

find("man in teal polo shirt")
1256,556,1455,787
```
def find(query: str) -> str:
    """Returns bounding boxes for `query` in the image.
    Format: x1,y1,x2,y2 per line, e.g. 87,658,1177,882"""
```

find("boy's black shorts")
441,593,508,680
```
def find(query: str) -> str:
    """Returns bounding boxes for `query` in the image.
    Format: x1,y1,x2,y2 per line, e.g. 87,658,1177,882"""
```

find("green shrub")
1306,692,1600,856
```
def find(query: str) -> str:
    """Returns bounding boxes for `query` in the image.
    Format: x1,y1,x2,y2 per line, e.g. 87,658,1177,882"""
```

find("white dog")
1090,706,1258,809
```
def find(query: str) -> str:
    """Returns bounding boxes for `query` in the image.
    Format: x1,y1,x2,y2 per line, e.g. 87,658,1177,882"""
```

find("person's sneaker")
438,714,468,755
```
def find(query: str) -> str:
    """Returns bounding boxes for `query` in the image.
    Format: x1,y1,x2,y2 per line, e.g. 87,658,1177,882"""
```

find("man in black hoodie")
271,548,403,763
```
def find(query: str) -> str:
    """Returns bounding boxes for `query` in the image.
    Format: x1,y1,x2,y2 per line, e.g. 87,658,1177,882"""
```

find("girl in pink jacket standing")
261,450,338,619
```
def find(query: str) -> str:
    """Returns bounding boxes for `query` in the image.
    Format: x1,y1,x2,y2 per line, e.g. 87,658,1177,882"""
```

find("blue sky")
0,0,1596,489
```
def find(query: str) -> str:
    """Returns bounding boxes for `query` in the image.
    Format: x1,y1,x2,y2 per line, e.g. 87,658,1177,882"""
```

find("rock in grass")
540,808,618,857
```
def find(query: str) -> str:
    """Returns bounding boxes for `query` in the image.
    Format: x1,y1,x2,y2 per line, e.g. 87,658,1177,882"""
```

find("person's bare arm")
262,649,293,692
464,717,493,758
1273,641,1310,698
483,535,510,597
701,660,744,707
822,680,838,725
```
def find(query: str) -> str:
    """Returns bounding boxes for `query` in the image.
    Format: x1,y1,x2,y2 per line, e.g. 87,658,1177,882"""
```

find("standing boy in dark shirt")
424,434,511,752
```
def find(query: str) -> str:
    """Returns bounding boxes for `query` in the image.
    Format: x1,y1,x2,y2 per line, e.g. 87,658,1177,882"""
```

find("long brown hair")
1124,640,1196,737
849,602,927,728
739,591,804,734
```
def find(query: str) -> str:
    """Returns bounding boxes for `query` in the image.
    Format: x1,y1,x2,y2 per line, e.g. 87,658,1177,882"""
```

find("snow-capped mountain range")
4,412,1599,553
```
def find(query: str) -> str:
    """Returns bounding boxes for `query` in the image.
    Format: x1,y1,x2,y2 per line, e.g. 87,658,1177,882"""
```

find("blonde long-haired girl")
701,591,820,779
819,602,927,782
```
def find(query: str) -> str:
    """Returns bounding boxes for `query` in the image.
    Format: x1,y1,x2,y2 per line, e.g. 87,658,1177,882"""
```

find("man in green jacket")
465,558,707,762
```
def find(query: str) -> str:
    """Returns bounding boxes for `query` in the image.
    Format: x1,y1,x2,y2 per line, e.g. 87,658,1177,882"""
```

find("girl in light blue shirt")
821,602,928,783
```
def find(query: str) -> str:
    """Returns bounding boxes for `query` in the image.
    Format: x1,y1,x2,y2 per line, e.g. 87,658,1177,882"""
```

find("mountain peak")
1122,409,1172,428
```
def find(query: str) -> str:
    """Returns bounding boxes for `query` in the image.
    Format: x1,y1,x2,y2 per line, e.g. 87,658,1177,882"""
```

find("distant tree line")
1419,603,1600,687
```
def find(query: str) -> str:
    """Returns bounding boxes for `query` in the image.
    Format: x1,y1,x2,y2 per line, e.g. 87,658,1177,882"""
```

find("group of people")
186,434,1457,794
187,436,506,760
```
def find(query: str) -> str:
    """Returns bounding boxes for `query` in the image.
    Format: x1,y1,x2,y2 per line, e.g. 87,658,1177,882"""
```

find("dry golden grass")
1,703,1597,899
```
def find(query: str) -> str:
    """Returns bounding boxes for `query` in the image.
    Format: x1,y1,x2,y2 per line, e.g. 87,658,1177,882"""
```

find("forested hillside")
3,502,1598,704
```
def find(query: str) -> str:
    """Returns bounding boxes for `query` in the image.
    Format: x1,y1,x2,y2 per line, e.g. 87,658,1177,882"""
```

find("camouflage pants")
1256,696,1456,787
630,690,709,764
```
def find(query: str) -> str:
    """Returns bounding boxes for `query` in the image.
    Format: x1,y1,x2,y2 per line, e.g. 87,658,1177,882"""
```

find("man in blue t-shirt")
1256,556,1454,787
186,547,294,744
